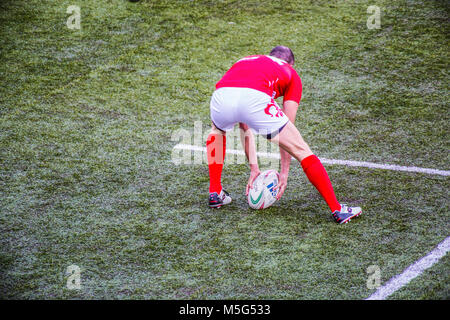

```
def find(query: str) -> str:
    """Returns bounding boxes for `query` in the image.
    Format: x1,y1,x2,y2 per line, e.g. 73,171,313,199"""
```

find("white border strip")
173,144,450,176
366,236,450,300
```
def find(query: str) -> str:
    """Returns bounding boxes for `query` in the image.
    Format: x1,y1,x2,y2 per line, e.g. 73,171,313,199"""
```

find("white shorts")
210,87,289,138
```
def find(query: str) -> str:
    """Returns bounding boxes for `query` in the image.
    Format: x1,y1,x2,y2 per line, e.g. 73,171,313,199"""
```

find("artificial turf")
0,0,448,299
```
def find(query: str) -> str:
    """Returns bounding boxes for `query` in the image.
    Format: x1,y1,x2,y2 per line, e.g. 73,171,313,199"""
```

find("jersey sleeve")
283,71,302,104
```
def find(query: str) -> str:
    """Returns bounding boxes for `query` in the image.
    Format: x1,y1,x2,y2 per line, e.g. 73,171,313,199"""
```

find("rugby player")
206,46,362,224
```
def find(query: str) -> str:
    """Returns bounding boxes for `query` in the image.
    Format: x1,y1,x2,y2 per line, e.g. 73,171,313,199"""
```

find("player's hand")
246,169,261,196
274,172,288,200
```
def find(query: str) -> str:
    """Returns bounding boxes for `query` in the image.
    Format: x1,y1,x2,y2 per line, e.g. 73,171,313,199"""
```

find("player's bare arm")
239,122,261,196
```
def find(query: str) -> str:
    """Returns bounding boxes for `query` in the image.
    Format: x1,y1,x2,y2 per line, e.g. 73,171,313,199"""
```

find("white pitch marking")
366,236,450,300
173,144,450,176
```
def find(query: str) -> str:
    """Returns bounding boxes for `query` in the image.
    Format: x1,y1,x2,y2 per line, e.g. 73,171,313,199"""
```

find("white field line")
366,236,450,300
173,144,450,176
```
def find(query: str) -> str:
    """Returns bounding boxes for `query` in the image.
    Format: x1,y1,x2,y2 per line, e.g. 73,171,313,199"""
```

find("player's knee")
210,122,226,135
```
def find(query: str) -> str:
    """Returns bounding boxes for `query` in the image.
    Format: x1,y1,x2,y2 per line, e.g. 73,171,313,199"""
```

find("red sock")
301,155,341,212
206,133,226,194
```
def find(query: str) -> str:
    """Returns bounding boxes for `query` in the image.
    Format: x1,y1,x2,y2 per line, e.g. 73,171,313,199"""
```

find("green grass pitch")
0,0,448,299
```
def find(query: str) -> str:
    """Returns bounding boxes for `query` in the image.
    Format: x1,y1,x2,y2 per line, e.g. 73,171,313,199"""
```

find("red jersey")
216,55,302,103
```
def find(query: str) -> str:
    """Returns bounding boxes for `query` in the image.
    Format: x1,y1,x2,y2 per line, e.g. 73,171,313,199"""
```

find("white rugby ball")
247,169,280,210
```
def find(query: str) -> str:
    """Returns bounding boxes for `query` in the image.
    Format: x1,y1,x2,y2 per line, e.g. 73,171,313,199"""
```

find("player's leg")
269,121,313,161
207,122,226,194
206,122,232,208
270,121,340,212
207,88,239,208
270,122,362,224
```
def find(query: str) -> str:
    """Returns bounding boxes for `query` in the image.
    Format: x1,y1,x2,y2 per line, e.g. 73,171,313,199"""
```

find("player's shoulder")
278,60,301,83
236,54,264,62
264,55,298,74
289,65,301,80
